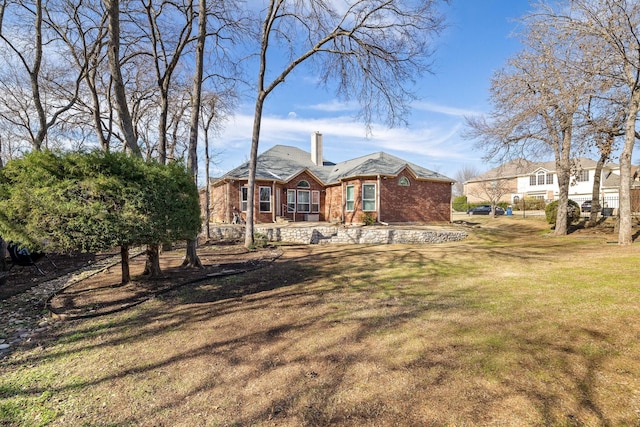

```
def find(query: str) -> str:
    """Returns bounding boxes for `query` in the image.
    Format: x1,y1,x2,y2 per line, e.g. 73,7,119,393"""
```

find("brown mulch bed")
44,244,282,320
0,251,118,300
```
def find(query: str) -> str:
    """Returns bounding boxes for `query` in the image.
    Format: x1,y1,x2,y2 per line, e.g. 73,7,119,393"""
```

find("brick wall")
380,173,452,223
211,172,452,225
210,183,230,223
325,185,343,223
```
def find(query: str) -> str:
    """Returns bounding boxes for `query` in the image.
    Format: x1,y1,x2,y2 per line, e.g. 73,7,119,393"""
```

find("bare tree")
140,0,195,164
200,89,234,241
466,179,513,218
182,0,205,268
103,0,141,156
553,0,640,244
578,92,625,226
466,7,594,235
454,165,481,196
0,0,87,151
243,0,446,247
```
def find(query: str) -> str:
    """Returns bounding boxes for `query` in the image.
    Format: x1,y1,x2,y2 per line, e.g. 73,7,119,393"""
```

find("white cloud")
413,101,483,117
214,109,480,175
302,99,357,112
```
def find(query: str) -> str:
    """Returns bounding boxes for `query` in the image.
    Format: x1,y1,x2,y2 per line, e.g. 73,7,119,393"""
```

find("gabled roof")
217,145,453,185
219,145,332,183
325,151,451,182
467,157,619,183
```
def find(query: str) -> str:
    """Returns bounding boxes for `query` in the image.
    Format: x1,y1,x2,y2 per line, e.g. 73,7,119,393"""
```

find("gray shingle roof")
218,145,453,185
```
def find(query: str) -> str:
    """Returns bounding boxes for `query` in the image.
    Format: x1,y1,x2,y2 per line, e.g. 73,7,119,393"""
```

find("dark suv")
467,205,505,215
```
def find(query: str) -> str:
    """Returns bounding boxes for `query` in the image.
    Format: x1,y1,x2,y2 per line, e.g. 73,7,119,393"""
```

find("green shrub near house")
452,195,468,212
545,199,581,226
362,213,376,226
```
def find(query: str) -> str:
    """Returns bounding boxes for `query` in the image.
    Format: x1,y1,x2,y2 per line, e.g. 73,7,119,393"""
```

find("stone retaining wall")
208,225,467,245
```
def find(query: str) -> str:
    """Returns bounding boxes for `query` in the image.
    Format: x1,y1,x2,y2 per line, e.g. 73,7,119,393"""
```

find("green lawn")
2,216,640,426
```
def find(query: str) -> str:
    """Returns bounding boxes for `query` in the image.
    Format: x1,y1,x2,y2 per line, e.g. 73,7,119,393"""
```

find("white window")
297,190,310,212
240,187,248,212
531,171,554,186
297,180,310,188
398,176,410,186
577,170,589,182
346,185,355,211
362,183,376,211
287,189,296,212
259,186,271,212
311,190,320,213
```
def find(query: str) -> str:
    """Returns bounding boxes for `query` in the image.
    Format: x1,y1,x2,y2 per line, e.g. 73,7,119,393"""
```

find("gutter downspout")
377,175,382,224
450,182,454,223
272,180,276,223
341,180,346,224
226,180,231,223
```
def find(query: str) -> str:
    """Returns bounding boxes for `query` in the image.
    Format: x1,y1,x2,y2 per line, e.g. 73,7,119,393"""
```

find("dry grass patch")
2,216,640,426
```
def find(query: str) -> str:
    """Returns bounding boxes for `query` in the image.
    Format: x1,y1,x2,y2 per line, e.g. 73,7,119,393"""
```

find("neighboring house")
210,132,454,224
464,158,624,208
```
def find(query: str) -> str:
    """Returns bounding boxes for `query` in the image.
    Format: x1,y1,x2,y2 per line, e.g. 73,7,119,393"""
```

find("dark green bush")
545,200,581,226
452,195,468,212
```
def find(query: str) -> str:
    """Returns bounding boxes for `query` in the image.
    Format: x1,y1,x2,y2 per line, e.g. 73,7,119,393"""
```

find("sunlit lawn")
2,216,640,426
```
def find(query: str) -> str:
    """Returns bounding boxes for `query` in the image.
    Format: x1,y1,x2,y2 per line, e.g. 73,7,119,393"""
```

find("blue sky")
210,1,534,180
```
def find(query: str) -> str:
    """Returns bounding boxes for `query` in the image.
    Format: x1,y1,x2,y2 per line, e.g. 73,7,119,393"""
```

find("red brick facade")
211,167,452,225
380,171,452,223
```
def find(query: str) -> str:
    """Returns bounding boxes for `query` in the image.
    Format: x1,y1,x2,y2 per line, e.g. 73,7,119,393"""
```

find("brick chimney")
311,131,323,166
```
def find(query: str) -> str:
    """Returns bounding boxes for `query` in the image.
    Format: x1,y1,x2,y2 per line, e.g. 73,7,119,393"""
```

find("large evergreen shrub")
0,150,201,282
545,200,581,226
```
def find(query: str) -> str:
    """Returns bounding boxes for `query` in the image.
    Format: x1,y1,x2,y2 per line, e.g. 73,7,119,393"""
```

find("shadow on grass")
2,236,628,425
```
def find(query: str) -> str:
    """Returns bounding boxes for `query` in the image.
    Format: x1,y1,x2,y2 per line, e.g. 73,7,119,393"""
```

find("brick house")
209,132,454,225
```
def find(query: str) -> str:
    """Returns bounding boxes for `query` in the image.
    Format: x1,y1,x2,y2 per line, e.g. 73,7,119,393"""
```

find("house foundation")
207,225,467,245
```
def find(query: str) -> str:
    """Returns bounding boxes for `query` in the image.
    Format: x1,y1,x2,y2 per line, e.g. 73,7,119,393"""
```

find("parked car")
581,201,591,213
467,205,505,216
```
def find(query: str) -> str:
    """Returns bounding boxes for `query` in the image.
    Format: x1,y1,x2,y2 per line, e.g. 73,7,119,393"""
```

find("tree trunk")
245,94,266,248
121,244,130,284
182,0,206,267
553,128,573,236
104,0,141,157
31,0,45,151
205,129,211,241
182,239,203,268
143,243,162,277
158,91,169,164
555,170,571,235
587,153,607,227
618,90,640,245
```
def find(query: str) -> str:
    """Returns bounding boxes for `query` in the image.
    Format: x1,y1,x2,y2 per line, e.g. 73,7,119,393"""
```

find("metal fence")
570,196,619,210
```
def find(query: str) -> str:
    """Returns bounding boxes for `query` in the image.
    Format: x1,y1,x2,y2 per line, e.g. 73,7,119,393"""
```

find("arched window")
398,176,410,186
297,180,310,188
